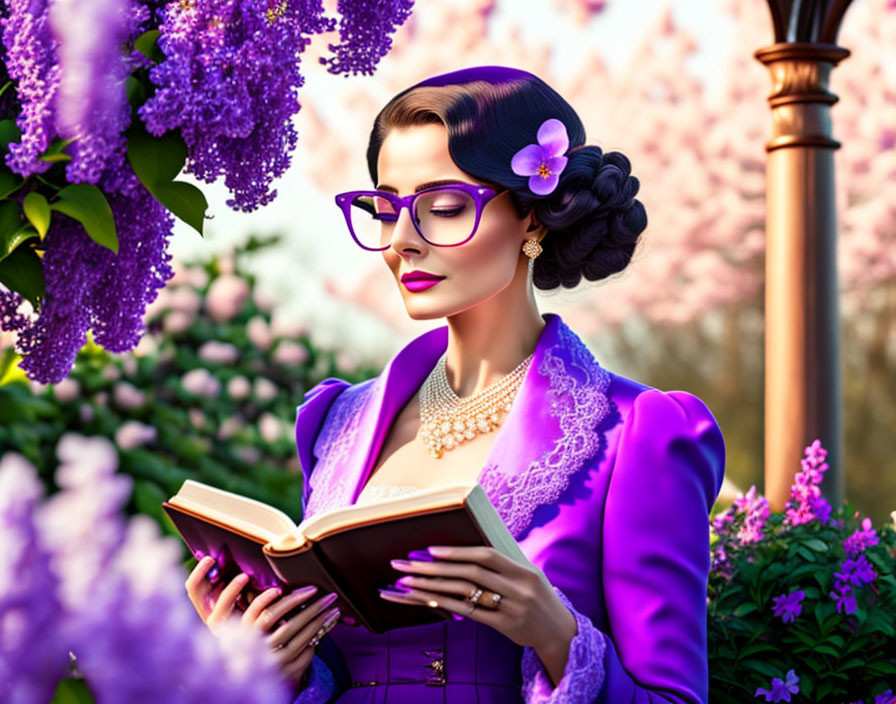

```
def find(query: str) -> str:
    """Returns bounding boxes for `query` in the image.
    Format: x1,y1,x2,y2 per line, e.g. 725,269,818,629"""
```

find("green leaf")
152,180,207,235
50,677,94,704
0,119,21,149
0,167,23,198
733,602,759,617
23,192,51,239
126,76,147,109
126,123,187,186
39,137,76,163
0,81,12,101
49,184,118,253
739,659,784,679
0,346,18,384
134,29,164,63
814,644,838,657
0,241,44,305
804,538,829,552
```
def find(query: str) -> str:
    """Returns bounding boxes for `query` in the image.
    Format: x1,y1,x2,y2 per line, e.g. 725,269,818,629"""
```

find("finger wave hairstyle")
366,65,648,290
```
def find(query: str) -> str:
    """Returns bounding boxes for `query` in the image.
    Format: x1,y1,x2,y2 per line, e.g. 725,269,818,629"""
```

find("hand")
244,586,342,687
184,556,253,635
378,546,577,653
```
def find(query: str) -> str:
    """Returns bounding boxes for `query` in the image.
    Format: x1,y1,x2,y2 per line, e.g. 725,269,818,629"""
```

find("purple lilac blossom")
47,0,150,183
874,689,895,704
729,485,770,545
843,517,879,556
0,0,59,179
0,453,70,704
139,0,337,212
754,669,799,702
771,589,804,624
319,0,414,77
0,171,174,383
834,554,877,588
32,434,291,704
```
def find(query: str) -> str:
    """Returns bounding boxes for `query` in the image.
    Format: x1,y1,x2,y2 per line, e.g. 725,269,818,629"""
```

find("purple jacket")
292,313,726,703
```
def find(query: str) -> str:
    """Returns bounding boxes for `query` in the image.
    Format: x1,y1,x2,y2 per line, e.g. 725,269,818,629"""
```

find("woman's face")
376,123,532,320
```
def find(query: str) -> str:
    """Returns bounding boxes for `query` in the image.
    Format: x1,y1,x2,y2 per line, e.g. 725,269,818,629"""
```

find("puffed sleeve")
290,377,351,704
294,377,351,509
520,388,726,704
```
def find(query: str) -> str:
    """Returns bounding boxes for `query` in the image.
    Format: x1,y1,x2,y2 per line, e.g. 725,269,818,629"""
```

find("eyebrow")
375,179,472,194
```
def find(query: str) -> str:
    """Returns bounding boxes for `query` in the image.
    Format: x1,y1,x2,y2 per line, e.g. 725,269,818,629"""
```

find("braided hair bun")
526,146,647,290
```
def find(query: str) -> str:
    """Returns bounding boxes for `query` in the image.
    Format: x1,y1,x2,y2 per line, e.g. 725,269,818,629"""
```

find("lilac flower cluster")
0,0,60,180
1,0,148,182
2,174,174,383
139,0,336,212
0,434,291,704
47,0,150,183
784,439,833,527
319,0,414,77
754,668,799,702
0,453,70,704
843,516,880,556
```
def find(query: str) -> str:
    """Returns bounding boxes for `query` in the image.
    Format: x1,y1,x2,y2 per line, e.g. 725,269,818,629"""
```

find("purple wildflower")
874,689,895,704
711,508,735,539
319,0,414,77
771,589,804,624
47,0,150,183
843,517,879,557
0,288,31,331
754,669,800,702
0,453,70,704
784,439,832,527
139,0,337,212
829,582,857,615
834,554,877,588
730,485,770,545
511,118,570,195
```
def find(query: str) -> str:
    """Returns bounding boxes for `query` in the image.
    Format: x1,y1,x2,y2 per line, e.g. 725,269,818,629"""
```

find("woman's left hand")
378,545,577,653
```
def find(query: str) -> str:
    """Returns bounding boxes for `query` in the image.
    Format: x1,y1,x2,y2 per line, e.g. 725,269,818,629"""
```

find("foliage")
0,0,414,383
0,241,378,552
707,441,896,704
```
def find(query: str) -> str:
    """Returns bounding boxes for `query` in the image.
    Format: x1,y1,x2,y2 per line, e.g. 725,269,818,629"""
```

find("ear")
525,215,547,241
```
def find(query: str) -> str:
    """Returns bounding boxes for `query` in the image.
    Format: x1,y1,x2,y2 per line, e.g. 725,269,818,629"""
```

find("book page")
168,480,297,543
294,484,479,544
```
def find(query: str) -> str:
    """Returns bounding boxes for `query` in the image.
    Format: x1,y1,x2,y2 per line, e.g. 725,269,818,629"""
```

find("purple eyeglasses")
334,182,503,251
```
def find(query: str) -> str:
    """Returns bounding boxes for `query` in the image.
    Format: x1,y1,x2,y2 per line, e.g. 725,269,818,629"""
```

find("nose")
388,205,426,257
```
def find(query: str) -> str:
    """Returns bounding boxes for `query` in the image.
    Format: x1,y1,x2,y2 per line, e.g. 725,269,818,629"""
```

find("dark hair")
366,66,647,290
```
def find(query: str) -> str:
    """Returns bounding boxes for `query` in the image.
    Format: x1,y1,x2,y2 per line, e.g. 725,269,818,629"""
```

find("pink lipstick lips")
401,271,445,292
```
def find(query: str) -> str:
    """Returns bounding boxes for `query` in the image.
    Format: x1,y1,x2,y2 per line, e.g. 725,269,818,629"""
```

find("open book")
162,480,527,633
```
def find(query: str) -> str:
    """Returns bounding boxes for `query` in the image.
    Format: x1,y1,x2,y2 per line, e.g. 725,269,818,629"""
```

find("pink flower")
258,413,282,443
198,340,240,365
272,340,309,366
226,375,251,400
113,381,145,410
510,118,570,195
205,275,249,323
246,316,273,351
52,377,81,403
115,421,156,450
253,377,278,402
181,368,220,398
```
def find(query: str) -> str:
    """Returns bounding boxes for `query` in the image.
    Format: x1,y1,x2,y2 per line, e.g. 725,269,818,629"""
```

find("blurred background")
4,0,895,525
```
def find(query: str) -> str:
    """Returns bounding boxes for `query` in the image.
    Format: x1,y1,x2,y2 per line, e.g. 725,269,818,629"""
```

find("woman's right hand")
185,556,341,686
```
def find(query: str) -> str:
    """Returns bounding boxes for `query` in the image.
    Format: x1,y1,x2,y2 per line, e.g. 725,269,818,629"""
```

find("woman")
186,65,726,703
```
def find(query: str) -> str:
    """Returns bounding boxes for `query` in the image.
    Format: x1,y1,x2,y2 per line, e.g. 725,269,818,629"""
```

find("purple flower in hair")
511,118,569,196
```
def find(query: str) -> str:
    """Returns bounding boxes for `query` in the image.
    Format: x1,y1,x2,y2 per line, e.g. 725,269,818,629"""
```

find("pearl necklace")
419,352,533,459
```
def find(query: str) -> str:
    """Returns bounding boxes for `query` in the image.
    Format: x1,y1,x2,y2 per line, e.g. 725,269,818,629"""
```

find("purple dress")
291,313,725,703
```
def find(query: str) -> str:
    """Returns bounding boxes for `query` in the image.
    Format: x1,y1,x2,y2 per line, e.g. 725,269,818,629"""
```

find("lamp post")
754,1,854,511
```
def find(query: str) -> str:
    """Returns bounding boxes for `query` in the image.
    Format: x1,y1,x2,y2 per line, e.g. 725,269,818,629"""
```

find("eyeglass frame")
334,182,506,251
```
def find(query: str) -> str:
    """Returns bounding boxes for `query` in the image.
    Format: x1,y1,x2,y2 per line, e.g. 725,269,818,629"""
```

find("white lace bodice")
354,483,422,506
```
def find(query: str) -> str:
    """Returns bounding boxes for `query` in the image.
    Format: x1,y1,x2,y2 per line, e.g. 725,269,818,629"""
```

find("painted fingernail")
318,592,339,609
385,581,413,593
406,549,435,562
390,559,413,569
427,546,451,557
292,585,317,597
396,575,414,587
323,607,340,626
451,612,464,621
379,588,415,599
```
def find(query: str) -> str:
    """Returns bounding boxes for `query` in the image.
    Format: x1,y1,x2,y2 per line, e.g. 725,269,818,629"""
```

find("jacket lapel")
312,314,614,540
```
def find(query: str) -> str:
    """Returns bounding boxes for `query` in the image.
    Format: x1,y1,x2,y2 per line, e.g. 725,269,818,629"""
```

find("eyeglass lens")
348,188,479,249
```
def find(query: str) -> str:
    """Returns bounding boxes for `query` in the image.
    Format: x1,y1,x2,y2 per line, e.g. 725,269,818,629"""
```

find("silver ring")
466,587,483,605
